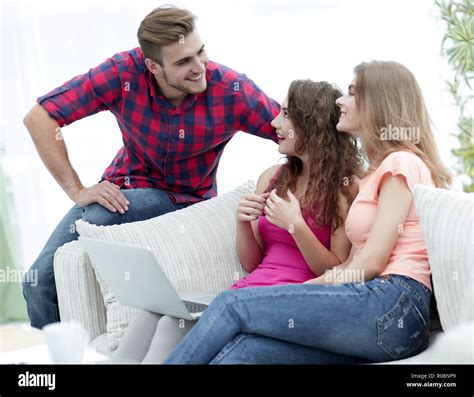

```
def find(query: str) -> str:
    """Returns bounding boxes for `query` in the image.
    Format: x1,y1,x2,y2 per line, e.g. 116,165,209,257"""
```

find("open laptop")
79,237,215,320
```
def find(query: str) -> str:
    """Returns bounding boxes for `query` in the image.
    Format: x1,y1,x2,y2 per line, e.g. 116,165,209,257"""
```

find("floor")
0,322,44,352
0,322,109,364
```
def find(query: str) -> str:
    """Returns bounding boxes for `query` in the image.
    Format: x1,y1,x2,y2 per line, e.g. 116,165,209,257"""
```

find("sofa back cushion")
76,181,253,350
413,184,473,331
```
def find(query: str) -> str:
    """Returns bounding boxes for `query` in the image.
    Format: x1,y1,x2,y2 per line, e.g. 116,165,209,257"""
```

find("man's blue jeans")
22,188,189,329
164,275,431,364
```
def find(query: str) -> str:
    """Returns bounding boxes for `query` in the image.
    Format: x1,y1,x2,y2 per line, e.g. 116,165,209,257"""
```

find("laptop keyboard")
183,301,208,314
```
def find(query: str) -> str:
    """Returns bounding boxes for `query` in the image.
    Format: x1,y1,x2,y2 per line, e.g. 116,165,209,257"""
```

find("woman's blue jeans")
164,275,431,364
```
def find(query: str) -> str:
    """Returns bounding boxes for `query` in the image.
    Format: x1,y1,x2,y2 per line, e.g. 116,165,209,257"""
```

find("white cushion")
413,184,473,331
392,322,474,364
75,181,253,350
90,333,112,356
423,321,474,363
54,241,107,342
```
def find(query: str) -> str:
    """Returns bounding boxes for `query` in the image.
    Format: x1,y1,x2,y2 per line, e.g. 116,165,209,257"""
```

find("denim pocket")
392,276,431,320
376,292,428,360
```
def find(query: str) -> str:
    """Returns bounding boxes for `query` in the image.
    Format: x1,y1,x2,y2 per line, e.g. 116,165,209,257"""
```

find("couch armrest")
53,240,106,342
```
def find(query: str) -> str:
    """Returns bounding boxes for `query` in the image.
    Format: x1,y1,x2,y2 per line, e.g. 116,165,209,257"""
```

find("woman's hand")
264,189,304,231
303,275,329,285
304,273,342,285
237,192,270,222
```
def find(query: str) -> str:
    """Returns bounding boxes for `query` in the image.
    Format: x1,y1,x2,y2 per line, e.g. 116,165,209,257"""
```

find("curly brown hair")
266,80,363,232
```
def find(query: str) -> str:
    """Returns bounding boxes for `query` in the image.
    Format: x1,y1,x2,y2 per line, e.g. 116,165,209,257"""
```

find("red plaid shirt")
38,47,279,204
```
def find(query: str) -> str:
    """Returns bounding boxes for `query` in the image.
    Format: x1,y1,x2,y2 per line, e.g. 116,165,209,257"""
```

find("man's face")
154,30,209,96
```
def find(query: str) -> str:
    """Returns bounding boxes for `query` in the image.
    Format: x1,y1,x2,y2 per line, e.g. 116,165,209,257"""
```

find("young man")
22,5,279,329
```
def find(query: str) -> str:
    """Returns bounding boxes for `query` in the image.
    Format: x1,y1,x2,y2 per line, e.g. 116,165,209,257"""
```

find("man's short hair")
137,5,196,65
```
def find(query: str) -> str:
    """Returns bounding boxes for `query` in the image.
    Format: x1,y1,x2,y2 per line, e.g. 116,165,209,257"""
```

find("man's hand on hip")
73,180,129,214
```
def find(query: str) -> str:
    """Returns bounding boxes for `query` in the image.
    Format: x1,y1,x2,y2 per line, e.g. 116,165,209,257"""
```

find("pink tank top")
231,167,331,289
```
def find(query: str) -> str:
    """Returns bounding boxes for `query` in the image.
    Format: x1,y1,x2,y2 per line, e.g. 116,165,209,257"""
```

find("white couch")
53,182,473,363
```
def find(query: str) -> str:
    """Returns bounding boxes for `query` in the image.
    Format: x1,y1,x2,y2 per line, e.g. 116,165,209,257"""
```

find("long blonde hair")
354,61,452,188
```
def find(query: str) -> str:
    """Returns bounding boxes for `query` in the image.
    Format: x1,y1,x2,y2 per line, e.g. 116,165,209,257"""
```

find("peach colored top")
345,151,435,290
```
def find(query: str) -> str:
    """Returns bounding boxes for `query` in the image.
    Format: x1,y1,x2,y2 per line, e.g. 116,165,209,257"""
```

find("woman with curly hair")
164,61,453,365
233,79,361,288
110,79,362,364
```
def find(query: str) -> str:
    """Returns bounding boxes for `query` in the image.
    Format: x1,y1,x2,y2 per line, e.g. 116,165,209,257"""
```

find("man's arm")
237,78,280,141
24,104,129,213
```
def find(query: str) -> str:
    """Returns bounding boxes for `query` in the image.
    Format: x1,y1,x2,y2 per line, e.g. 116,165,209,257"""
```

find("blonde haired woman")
164,61,453,364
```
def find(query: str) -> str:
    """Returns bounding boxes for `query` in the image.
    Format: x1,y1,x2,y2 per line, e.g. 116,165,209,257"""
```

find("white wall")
0,0,461,269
